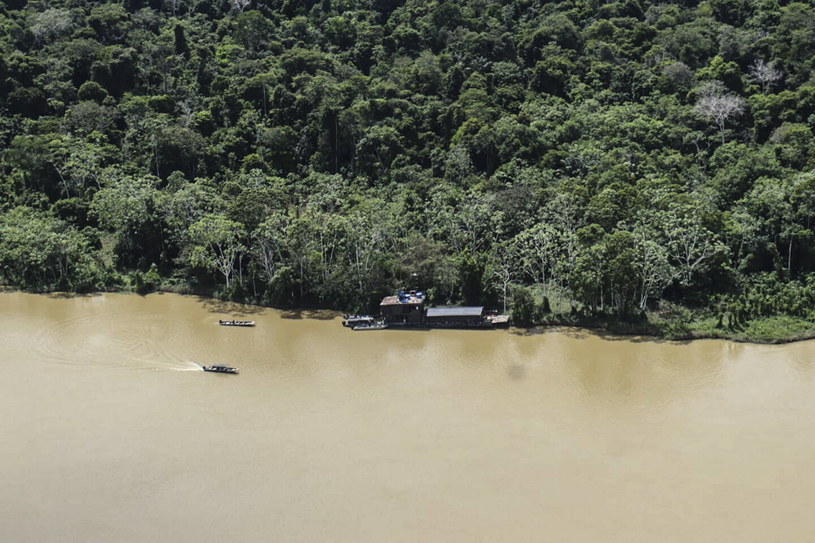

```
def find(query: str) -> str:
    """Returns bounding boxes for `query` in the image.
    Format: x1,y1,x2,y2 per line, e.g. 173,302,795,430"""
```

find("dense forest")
2,0,815,339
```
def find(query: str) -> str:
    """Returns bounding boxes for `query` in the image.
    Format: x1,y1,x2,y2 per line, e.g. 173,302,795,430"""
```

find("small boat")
352,322,389,331
202,364,239,374
342,314,376,327
219,319,255,327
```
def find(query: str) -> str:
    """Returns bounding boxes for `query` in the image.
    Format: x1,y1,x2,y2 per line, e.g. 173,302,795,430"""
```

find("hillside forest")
2,0,815,339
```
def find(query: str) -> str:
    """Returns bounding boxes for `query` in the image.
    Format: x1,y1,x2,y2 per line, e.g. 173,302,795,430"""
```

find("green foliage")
0,0,813,339
510,285,535,327
0,207,105,290
187,213,246,289
77,81,108,103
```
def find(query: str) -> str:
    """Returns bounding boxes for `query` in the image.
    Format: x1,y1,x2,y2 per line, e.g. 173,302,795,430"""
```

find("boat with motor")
219,320,255,327
342,314,376,327
202,364,240,374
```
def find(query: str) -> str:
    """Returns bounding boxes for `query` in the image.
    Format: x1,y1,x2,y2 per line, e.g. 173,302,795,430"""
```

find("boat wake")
36,311,207,372
161,360,204,372
134,356,205,372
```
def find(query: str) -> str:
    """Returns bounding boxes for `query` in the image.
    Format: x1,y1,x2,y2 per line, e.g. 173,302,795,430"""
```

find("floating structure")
379,290,427,325
344,290,509,330
219,319,255,327
202,364,239,374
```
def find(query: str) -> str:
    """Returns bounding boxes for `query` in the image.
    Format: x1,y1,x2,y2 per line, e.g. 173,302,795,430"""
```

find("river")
1,291,814,542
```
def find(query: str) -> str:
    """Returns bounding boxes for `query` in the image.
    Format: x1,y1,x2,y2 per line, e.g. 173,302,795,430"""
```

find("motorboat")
202,364,240,374
219,320,255,327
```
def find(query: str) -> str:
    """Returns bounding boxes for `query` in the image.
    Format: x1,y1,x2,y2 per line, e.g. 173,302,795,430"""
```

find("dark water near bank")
2,292,814,542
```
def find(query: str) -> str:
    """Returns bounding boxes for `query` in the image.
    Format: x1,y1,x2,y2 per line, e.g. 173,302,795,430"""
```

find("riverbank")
5,282,815,345
531,309,815,344
656,314,815,344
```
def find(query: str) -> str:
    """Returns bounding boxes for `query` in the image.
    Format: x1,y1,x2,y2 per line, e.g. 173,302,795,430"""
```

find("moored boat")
219,319,255,327
352,322,389,330
342,314,376,327
202,364,239,374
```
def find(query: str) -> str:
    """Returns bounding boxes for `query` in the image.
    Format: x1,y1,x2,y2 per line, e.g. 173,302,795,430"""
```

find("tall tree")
694,81,745,143
187,214,246,289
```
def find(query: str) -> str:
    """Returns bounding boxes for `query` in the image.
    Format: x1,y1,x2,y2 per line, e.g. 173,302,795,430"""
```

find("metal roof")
426,307,484,318
381,294,425,306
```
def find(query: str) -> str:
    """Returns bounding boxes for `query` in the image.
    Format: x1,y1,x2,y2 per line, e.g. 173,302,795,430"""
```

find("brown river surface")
2,291,815,542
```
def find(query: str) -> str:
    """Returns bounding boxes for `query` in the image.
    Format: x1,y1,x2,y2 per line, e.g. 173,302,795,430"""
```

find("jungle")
2,0,815,342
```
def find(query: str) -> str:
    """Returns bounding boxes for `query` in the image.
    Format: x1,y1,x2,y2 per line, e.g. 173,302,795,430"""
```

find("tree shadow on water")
588,328,690,345
280,308,339,320
509,324,690,345
196,296,266,316
509,325,588,338
45,291,103,299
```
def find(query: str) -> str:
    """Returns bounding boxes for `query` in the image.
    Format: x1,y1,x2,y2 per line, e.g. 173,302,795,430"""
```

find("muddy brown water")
1,292,814,542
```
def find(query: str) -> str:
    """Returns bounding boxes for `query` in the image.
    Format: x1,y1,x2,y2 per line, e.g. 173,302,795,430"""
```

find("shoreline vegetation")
4,284,814,345
3,1,815,345
508,286,815,344
545,311,815,344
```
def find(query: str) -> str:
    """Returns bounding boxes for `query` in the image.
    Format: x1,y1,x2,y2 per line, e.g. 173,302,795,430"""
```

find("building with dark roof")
425,306,486,327
380,290,426,324
369,290,509,329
